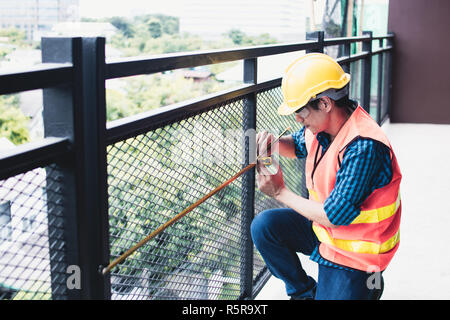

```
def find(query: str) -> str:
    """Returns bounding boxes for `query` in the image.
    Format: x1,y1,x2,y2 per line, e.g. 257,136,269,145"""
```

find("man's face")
295,101,329,134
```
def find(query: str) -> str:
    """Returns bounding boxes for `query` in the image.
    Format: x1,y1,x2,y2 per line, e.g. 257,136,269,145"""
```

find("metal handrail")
0,63,73,95
105,41,318,79
105,34,393,80
0,137,71,180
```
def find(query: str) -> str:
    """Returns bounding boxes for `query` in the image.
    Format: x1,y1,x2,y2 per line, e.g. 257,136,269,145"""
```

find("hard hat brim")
278,102,303,116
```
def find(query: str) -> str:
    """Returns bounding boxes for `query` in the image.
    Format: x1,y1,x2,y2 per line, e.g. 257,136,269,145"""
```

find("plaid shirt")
291,127,393,270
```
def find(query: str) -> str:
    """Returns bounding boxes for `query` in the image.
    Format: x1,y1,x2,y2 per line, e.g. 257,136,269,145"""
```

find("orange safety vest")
304,106,402,272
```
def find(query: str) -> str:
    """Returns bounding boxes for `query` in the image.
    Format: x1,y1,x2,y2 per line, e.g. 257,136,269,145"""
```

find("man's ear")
318,97,333,113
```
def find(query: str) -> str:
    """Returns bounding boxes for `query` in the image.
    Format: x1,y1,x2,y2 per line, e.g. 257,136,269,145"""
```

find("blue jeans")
251,208,384,300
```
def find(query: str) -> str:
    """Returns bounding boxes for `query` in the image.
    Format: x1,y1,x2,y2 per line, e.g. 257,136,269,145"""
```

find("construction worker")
252,53,402,300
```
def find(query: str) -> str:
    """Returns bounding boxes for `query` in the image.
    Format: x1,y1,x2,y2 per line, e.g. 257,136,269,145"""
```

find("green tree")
109,16,135,38
0,47,11,60
0,95,29,145
162,18,179,35
247,33,277,45
136,14,179,36
148,19,162,39
143,33,203,55
0,28,26,46
226,29,277,46
227,29,245,45
106,89,140,121
106,72,229,122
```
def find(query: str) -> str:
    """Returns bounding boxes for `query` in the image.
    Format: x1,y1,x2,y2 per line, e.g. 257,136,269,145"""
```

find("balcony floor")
255,122,450,300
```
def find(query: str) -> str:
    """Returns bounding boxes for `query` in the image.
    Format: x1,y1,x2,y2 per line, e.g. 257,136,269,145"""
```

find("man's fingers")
256,160,272,176
257,131,276,158
257,131,267,157
265,134,274,156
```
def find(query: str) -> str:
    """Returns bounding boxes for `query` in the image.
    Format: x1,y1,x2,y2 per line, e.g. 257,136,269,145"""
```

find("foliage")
104,16,277,122
0,95,29,145
12,281,51,300
143,33,203,55
324,19,341,38
147,19,162,39
107,14,180,45
135,14,180,35
226,29,277,46
107,14,277,57
0,27,31,62
0,47,11,60
106,73,231,122
228,29,246,45
109,16,135,38
0,28,27,46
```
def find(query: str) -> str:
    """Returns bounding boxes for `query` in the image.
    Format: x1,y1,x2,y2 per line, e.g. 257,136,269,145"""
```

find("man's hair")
308,95,357,115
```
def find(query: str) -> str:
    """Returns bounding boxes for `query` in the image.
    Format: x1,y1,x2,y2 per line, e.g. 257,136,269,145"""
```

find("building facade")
0,0,79,41
178,0,306,43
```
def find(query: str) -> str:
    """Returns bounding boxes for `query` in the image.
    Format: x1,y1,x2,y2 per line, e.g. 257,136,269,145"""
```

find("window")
22,212,37,233
0,201,12,242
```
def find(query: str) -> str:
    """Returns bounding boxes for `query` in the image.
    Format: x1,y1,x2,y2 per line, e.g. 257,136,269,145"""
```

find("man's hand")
256,131,277,158
256,159,286,198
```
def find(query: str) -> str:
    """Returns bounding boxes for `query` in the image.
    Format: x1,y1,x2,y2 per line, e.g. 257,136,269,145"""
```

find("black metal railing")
0,31,393,300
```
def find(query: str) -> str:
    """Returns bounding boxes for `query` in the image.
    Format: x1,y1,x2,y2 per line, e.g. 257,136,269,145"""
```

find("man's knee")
250,209,280,244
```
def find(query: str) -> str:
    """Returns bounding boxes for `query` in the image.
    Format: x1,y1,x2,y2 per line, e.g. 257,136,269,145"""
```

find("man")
251,53,402,300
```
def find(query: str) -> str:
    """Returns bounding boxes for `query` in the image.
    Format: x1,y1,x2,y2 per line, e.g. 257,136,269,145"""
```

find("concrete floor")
255,122,450,300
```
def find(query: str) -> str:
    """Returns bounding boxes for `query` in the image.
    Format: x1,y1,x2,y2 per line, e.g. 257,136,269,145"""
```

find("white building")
0,0,79,42
49,21,117,38
178,0,307,43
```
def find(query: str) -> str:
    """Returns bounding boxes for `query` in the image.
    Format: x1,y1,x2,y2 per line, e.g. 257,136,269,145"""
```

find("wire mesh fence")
106,85,308,300
107,99,248,300
0,164,67,300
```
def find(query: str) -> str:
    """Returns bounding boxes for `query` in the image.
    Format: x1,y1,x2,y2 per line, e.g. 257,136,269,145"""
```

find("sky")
79,0,182,19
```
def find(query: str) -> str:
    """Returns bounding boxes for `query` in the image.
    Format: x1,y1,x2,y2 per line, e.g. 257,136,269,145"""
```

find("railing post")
303,32,325,200
241,58,257,299
376,38,383,124
42,37,110,299
361,31,373,113
341,42,351,74
383,32,394,123
306,31,324,53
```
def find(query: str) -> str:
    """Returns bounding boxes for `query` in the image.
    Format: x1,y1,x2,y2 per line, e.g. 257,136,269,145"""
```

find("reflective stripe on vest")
312,224,400,254
310,188,401,224
352,192,401,224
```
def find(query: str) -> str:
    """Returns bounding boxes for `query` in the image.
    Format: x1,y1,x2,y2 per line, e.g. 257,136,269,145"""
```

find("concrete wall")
388,0,450,124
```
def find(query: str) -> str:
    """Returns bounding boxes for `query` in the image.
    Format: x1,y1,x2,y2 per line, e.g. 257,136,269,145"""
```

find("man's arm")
275,188,337,228
255,162,337,228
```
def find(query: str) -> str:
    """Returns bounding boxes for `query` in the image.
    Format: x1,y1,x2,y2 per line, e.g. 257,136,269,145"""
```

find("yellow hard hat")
278,53,351,115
